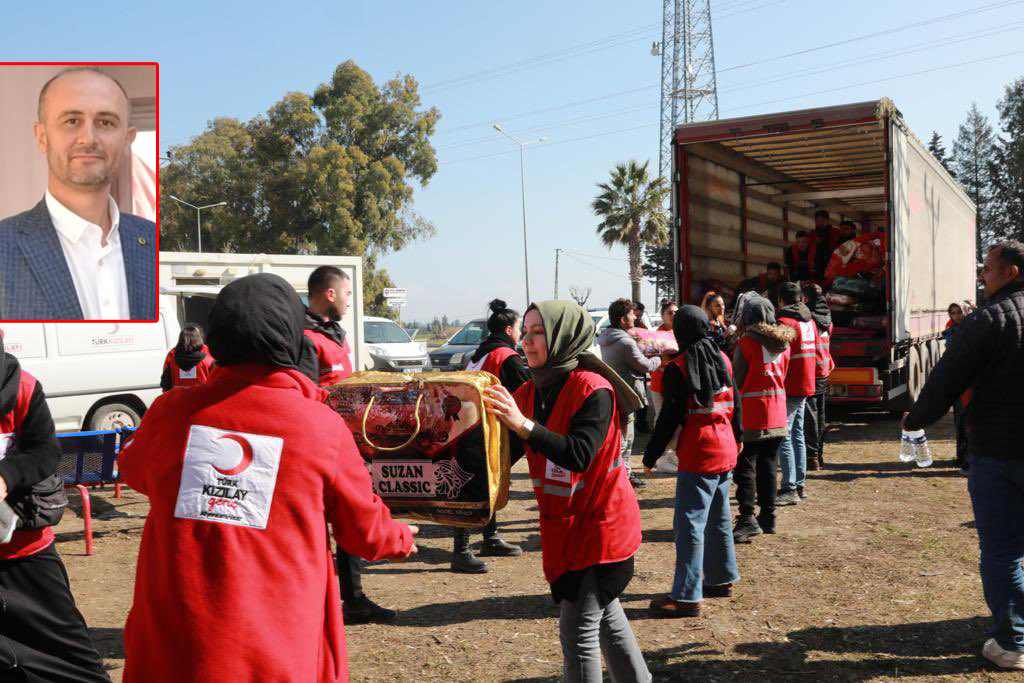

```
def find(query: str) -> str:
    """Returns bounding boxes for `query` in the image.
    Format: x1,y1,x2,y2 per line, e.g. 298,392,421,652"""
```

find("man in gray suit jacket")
0,66,156,321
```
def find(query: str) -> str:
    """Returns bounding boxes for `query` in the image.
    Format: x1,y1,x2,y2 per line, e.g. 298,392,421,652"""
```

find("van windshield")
450,322,487,345
364,320,411,344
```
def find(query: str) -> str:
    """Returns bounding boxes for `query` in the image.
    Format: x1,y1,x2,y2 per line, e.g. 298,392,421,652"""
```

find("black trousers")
733,437,784,519
336,548,365,604
953,401,969,468
803,378,829,461
0,543,109,683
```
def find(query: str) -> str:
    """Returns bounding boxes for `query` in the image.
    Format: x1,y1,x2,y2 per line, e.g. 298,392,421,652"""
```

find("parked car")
364,316,431,372
428,319,487,371
586,308,655,354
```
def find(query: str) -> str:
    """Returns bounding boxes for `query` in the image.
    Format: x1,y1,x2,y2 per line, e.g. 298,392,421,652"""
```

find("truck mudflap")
827,366,885,402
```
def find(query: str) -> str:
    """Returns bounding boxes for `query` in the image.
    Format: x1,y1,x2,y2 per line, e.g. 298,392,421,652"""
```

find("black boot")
478,517,522,557
451,528,488,573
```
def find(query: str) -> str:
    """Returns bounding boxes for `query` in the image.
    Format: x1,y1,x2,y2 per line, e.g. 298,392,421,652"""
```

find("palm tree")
592,160,671,302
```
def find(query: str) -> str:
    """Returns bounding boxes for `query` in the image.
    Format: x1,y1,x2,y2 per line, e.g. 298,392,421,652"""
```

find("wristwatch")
518,419,535,440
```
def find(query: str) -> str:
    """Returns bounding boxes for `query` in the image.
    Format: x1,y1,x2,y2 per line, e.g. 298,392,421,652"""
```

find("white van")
1,307,180,432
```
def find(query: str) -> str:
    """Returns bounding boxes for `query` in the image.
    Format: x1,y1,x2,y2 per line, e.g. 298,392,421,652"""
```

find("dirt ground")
57,410,1023,682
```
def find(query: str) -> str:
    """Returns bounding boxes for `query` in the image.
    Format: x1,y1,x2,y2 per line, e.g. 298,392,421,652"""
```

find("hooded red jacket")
119,363,412,683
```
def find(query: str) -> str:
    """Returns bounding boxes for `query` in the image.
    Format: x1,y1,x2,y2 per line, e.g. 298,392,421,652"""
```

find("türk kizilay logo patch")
174,425,283,529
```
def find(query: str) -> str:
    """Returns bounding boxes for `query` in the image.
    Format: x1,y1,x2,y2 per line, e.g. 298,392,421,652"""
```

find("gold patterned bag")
325,371,510,528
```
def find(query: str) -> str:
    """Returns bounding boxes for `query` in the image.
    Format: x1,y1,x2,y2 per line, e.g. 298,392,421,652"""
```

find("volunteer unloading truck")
670,99,976,410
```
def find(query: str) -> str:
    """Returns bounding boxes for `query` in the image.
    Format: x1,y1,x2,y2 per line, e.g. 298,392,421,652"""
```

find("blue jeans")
778,396,807,492
967,456,1024,652
671,471,740,603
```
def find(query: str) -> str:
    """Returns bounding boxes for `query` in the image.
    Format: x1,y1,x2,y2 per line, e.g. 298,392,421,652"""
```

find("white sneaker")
655,451,678,474
982,638,1024,670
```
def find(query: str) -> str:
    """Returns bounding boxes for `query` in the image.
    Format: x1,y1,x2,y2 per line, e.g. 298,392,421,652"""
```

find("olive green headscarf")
527,300,642,415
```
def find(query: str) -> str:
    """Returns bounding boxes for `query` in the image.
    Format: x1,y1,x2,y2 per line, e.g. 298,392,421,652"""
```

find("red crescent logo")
212,434,254,475
107,323,120,335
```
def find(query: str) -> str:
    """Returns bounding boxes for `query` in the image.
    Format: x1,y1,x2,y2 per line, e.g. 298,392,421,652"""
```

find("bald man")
0,66,157,320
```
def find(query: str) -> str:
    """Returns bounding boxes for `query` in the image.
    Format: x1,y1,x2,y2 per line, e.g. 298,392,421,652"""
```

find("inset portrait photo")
0,63,158,321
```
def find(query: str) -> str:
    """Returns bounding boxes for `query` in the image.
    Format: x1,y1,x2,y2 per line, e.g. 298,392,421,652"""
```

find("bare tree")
569,286,592,307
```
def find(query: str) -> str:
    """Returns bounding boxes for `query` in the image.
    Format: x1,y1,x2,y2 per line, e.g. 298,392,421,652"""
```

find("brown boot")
649,596,701,618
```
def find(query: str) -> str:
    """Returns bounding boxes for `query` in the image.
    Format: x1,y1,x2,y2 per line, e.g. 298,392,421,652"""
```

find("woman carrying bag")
642,306,742,618
482,300,650,683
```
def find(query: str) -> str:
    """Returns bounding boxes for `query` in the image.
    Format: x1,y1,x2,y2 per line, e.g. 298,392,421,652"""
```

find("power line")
563,253,631,279
562,250,630,262
438,19,1024,153
442,47,1024,165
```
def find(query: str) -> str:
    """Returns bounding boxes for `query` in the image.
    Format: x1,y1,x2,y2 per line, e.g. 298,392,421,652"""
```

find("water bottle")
912,431,933,468
899,429,918,463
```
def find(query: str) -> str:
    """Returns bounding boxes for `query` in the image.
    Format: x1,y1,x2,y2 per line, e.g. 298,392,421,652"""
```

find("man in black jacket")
903,241,1024,671
0,343,109,681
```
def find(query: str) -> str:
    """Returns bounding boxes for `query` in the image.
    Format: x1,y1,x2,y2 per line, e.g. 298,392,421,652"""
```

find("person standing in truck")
737,262,784,301
810,210,841,282
785,231,813,282
449,298,528,573
299,265,396,625
775,283,819,505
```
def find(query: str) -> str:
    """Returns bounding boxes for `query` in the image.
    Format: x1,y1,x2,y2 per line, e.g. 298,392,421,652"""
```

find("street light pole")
168,196,227,252
494,124,546,309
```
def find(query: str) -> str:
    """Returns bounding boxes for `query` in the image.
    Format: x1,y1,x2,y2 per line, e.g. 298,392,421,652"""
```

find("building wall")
0,63,157,220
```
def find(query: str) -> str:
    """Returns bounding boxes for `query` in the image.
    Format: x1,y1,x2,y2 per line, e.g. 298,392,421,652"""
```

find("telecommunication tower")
656,0,719,178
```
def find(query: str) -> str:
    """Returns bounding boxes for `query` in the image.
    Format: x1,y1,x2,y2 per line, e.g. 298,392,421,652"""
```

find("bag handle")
361,392,425,452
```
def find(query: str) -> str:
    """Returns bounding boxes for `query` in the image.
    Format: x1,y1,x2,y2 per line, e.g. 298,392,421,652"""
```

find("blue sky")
3,0,1022,322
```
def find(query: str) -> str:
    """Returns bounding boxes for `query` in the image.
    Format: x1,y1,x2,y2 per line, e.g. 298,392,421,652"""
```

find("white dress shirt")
45,191,130,320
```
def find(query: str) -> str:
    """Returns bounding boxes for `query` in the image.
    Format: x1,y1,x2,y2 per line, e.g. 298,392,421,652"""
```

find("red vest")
779,317,818,397
815,323,835,379
0,370,54,560
304,329,353,387
737,336,789,431
465,346,517,380
163,346,215,388
671,352,739,474
513,370,642,584
119,364,411,683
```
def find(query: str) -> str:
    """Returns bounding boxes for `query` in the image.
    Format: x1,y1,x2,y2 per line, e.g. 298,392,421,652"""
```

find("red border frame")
0,61,160,324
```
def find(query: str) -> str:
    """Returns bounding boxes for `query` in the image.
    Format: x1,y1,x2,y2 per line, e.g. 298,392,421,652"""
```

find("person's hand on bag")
643,466,655,479
483,385,528,436
398,525,420,561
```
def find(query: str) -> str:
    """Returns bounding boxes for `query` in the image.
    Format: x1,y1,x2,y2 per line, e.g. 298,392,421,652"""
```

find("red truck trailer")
671,99,977,410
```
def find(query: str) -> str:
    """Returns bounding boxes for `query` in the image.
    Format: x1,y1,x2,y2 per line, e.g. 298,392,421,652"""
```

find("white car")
363,316,431,373
587,308,656,355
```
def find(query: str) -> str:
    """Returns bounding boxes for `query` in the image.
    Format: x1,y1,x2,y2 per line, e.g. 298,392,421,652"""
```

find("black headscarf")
673,305,730,408
740,296,777,327
207,274,306,369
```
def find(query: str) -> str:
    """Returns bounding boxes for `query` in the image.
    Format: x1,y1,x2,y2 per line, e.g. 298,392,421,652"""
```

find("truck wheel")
927,339,942,374
87,402,142,431
907,346,925,405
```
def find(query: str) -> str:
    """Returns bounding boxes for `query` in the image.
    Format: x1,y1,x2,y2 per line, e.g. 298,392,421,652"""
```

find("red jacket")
162,346,215,389
736,336,790,431
671,352,739,474
119,364,412,683
304,329,353,387
0,370,54,560
815,323,835,379
465,346,517,378
779,316,819,397
514,370,642,584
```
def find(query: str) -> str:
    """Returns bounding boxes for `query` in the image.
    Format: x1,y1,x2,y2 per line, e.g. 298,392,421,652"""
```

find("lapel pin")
138,237,148,245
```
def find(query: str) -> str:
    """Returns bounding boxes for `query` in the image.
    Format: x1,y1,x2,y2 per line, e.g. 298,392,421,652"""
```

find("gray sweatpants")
619,413,635,477
559,569,651,683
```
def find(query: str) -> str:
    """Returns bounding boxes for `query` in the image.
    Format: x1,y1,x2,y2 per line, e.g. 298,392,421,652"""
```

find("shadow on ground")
506,616,996,682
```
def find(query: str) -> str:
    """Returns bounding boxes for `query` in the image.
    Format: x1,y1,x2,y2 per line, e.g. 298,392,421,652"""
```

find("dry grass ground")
58,410,1023,682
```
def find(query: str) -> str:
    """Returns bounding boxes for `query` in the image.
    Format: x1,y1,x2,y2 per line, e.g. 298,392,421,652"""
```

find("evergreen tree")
990,77,1024,242
952,103,998,263
642,241,675,304
927,131,955,177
